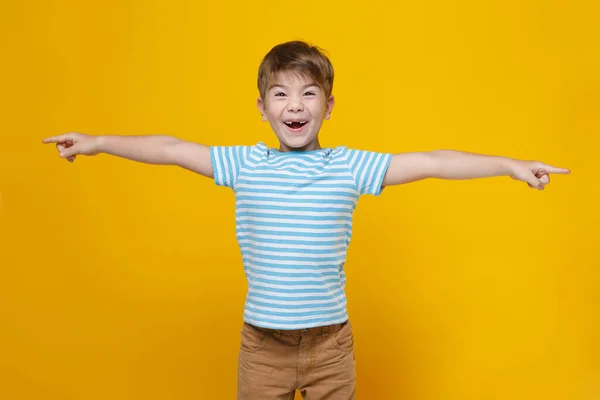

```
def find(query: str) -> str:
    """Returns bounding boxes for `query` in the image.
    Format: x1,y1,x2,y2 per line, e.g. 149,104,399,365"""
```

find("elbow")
162,139,184,165
422,151,445,179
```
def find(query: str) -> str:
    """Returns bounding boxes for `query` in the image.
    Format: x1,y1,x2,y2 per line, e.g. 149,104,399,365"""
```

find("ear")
257,97,268,121
324,95,335,120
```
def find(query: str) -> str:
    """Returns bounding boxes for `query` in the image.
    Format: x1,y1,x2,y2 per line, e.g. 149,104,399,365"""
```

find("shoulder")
328,145,350,159
210,142,266,156
327,146,389,162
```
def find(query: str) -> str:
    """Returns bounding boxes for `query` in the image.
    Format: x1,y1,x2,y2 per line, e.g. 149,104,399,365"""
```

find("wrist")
94,135,108,154
501,157,519,177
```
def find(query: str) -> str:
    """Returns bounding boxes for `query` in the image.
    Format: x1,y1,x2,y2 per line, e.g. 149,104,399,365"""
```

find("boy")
43,41,570,400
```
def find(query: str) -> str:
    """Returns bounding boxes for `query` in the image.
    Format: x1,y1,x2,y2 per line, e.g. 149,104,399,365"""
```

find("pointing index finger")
42,133,72,144
542,165,571,174
42,136,61,144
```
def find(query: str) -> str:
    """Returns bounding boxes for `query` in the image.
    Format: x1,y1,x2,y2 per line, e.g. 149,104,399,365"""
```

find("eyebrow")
268,83,320,91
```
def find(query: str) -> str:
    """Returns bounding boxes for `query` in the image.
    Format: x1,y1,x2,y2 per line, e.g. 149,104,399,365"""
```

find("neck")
279,138,321,152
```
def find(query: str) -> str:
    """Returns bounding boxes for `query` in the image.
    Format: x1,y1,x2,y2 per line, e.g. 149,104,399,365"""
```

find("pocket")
333,321,354,353
240,323,270,353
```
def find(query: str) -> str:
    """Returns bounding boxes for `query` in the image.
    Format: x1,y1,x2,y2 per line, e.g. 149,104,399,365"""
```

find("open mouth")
284,120,308,131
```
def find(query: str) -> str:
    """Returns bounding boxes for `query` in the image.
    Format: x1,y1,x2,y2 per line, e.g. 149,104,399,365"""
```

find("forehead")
268,70,320,90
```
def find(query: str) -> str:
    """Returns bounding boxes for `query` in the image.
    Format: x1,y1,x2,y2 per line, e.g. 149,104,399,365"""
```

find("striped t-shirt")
210,141,392,330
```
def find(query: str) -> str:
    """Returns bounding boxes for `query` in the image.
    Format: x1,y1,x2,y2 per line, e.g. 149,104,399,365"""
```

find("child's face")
258,71,334,152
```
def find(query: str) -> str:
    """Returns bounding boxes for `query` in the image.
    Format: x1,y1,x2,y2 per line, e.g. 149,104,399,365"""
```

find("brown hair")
257,41,334,100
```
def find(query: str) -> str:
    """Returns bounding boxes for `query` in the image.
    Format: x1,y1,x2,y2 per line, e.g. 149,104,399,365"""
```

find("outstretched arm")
42,132,214,178
381,150,570,190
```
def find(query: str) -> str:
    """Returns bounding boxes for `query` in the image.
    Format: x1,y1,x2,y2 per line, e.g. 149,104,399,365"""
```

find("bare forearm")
428,150,514,180
43,132,214,177
97,134,181,164
383,150,518,186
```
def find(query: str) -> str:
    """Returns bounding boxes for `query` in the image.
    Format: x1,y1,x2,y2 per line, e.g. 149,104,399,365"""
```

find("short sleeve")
210,145,253,188
345,149,393,196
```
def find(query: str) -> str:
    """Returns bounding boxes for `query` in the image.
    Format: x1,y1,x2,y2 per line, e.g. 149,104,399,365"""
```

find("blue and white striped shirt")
210,142,392,330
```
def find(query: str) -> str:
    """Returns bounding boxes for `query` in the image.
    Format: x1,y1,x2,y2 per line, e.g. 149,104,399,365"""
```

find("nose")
287,97,304,113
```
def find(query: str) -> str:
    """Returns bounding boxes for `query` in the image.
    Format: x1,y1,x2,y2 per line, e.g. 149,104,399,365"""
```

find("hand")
42,132,101,163
508,160,570,190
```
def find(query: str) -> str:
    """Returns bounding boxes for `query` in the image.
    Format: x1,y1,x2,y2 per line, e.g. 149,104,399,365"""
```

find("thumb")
525,172,544,190
60,144,80,158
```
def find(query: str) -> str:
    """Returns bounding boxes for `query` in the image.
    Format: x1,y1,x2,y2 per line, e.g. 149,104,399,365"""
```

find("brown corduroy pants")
237,320,357,399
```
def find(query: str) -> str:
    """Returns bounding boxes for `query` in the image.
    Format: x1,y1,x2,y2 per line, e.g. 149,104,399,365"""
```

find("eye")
274,92,286,97
304,91,316,96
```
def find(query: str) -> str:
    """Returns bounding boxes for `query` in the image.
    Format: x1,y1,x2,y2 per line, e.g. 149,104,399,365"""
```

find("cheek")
273,99,288,108
267,108,281,121
306,99,327,113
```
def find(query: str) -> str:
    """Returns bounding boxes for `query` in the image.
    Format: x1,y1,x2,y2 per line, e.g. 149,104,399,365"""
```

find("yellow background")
0,1,598,399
